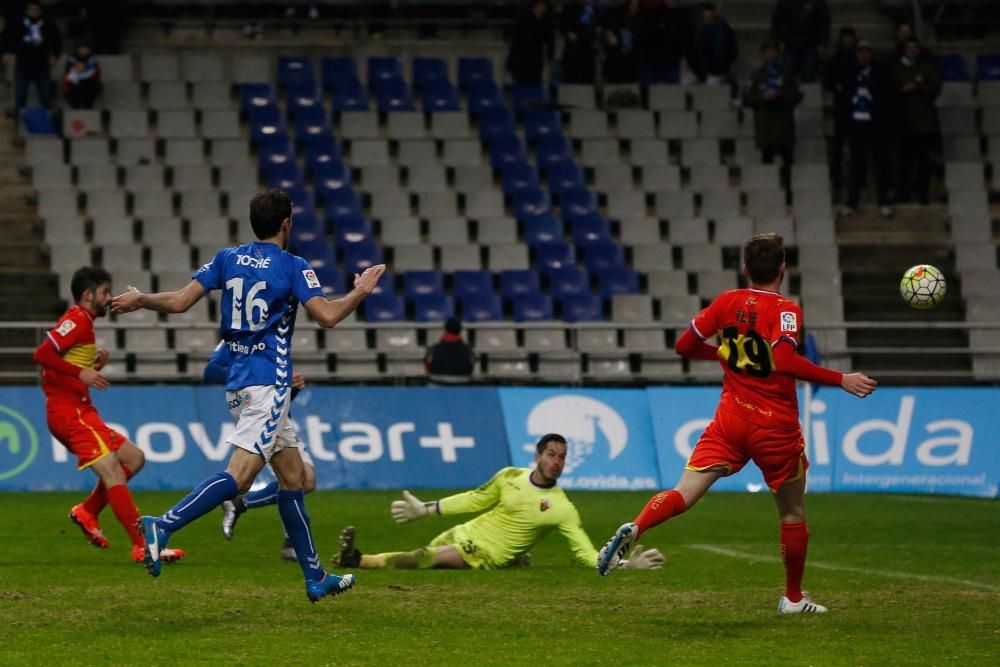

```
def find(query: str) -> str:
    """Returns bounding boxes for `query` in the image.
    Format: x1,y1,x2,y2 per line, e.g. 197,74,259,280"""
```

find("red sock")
633,489,687,538
781,521,809,603
106,484,143,548
81,464,135,517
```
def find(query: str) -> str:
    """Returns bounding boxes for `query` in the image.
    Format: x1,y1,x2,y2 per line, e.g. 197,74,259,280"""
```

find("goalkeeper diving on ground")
332,433,664,571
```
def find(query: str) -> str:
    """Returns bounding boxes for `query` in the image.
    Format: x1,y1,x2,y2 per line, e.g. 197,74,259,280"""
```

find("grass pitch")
0,490,997,665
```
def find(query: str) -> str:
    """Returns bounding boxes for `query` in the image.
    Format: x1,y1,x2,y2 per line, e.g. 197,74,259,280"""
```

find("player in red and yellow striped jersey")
33,267,184,564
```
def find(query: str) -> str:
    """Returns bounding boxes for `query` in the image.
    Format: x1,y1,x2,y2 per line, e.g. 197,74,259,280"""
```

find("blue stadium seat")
513,85,549,112
413,57,449,89
513,294,554,321
286,187,314,217
467,80,504,114
250,107,289,144
370,269,396,295
414,294,455,322
20,107,55,134
321,57,359,92
422,80,461,112
239,83,275,113
368,57,404,88
364,293,405,322
536,242,576,271
294,106,331,139
489,135,527,168
549,266,590,298
501,160,540,194
514,189,552,219
522,213,563,246
264,162,305,189
570,214,612,245
277,56,315,87
343,241,384,273
560,188,599,221
525,110,563,143
936,53,970,81
287,83,323,115
461,293,503,322
547,161,585,194
598,267,640,296
404,270,445,299
312,265,345,296
249,103,282,125
314,161,352,198
293,237,333,264
584,242,625,272
458,57,494,89
334,217,374,245
306,137,344,171
560,294,603,322
290,210,323,244
332,80,370,111
478,108,515,142
453,270,494,298
977,54,1000,80
536,136,574,168
500,269,540,299
324,188,364,220
256,139,296,170
377,80,416,112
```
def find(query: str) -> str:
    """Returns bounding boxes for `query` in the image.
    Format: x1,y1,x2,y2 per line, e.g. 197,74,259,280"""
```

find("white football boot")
778,592,828,614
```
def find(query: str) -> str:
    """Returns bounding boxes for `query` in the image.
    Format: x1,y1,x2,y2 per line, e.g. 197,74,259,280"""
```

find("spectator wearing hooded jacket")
62,42,101,109
892,37,941,205
2,1,62,116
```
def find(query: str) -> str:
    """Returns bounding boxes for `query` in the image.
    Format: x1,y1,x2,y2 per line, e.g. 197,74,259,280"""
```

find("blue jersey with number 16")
193,240,324,391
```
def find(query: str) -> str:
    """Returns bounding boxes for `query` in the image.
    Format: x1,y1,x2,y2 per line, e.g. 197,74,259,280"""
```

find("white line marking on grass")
687,544,1000,592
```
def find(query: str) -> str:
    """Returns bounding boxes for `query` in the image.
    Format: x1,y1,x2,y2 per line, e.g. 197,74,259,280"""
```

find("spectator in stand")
842,41,895,218
425,318,476,385
770,0,830,83
892,37,941,205
823,26,858,199
601,0,641,84
1,1,62,117
635,0,688,85
686,2,738,85
62,42,101,109
743,41,802,190
560,0,601,84
893,22,932,62
507,0,555,86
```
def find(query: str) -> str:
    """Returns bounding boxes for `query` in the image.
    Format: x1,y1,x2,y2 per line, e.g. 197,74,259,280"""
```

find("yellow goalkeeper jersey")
436,467,599,568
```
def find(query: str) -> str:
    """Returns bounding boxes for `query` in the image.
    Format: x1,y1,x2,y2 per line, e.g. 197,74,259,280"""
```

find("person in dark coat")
601,0,641,84
743,41,803,189
507,0,555,86
892,37,941,204
770,0,830,83
425,318,476,385
823,26,858,196
559,0,600,84
634,0,688,85
62,42,101,109
842,41,896,217
2,1,62,116
686,2,738,84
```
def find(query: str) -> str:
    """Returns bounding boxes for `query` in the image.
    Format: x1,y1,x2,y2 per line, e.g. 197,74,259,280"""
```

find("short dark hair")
444,317,462,335
535,433,567,455
249,190,292,240
761,39,781,53
70,266,111,302
904,36,922,48
743,233,785,285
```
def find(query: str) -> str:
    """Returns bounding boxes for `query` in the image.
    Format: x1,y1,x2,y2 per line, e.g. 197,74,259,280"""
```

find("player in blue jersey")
111,189,385,602
204,341,316,560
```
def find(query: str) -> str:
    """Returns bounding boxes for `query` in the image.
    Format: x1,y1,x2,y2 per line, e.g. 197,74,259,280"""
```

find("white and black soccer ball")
899,264,946,309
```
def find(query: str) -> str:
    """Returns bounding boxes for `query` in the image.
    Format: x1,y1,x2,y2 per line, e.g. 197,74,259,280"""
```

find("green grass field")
1,490,997,665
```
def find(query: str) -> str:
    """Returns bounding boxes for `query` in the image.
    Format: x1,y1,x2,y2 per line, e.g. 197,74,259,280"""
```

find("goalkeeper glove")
620,544,665,570
390,490,439,524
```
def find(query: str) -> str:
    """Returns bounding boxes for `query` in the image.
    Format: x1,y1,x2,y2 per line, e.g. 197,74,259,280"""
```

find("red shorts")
47,399,125,470
686,408,808,492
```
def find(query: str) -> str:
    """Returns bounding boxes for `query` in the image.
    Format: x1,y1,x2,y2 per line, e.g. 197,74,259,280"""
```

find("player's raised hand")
111,285,144,314
841,372,877,398
390,490,431,524
292,372,306,390
621,545,665,570
93,348,109,371
353,264,386,296
79,367,110,390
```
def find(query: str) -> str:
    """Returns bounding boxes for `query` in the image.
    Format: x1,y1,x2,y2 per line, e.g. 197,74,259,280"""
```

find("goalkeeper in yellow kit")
333,434,665,570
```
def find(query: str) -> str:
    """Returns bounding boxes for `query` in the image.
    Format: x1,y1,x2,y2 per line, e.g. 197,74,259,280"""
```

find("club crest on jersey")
55,320,76,337
302,269,320,289
539,499,551,512
780,311,798,332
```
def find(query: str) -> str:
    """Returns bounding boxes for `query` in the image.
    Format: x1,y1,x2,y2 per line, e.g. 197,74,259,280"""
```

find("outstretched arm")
557,516,600,568
675,325,720,361
303,264,385,329
111,279,206,315
773,341,877,397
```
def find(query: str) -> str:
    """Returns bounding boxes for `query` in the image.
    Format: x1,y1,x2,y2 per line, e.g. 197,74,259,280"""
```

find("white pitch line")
687,544,1000,592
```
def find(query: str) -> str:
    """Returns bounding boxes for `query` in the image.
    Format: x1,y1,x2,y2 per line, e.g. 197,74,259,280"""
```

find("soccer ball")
899,264,946,309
